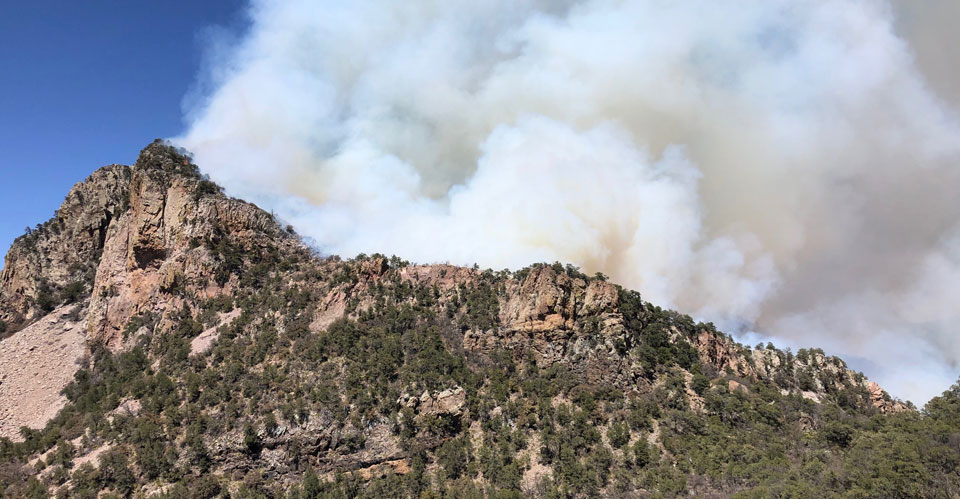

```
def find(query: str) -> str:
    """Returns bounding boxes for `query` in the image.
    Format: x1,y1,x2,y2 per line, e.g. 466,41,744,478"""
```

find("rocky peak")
0,140,305,439
87,141,301,347
133,139,203,184
0,140,300,341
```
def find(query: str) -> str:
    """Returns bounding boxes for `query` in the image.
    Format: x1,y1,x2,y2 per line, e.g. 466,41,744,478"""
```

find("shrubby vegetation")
0,254,957,498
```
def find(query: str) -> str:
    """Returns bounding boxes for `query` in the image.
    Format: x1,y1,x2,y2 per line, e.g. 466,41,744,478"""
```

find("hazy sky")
1,1,958,404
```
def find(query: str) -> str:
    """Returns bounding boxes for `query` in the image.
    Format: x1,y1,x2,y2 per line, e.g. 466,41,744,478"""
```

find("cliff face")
0,141,299,343
86,142,300,348
0,165,129,326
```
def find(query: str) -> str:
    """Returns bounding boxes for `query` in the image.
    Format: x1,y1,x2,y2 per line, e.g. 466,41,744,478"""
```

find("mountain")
0,141,957,498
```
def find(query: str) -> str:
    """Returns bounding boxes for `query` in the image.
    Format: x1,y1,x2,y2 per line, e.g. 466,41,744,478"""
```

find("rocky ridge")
0,141,922,497
321,260,907,414
0,141,904,442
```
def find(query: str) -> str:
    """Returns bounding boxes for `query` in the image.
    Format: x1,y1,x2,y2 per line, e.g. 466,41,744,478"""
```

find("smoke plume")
176,0,960,404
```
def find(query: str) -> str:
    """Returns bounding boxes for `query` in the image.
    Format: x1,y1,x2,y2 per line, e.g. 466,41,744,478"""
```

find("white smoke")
176,0,960,405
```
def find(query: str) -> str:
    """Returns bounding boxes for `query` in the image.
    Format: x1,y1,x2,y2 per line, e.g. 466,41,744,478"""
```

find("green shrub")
822,422,854,448
243,424,261,456
36,279,58,312
60,280,86,304
692,374,711,395
633,439,654,468
607,422,630,449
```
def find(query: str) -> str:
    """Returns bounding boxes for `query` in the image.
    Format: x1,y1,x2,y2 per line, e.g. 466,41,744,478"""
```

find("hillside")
0,141,957,498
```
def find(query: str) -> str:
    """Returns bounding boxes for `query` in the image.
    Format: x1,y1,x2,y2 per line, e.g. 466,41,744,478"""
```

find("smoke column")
176,0,960,404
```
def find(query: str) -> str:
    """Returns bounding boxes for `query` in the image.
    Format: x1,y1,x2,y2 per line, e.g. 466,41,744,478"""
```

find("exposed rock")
354,459,411,480
695,331,755,378
86,142,301,348
109,398,142,419
866,381,909,413
399,386,466,417
801,391,822,403
398,264,479,291
521,433,552,494
311,287,350,333
72,444,114,469
190,308,241,357
322,423,405,475
500,268,574,332
487,266,628,384
0,165,129,326
728,379,749,394
751,348,783,378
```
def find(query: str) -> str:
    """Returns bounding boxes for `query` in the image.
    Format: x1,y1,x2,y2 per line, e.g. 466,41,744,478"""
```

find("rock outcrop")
0,140,302,346
86,142,300,348
399,387,466,418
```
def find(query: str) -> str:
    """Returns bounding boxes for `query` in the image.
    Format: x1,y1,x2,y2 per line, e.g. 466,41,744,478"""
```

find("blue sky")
0,1,247,259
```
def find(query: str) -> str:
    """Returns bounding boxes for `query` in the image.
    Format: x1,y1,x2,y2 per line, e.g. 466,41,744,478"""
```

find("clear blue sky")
0,1,247,259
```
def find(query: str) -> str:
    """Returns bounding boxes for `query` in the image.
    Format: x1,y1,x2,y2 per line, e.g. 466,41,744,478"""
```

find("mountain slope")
0,141,956,498
0,140,302,445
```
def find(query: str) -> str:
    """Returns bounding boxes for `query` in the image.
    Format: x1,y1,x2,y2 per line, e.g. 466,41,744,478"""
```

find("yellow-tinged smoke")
176,0,960,404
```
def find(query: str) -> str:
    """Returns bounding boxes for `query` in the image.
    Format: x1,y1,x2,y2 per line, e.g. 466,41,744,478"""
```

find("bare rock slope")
0,306,86,439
